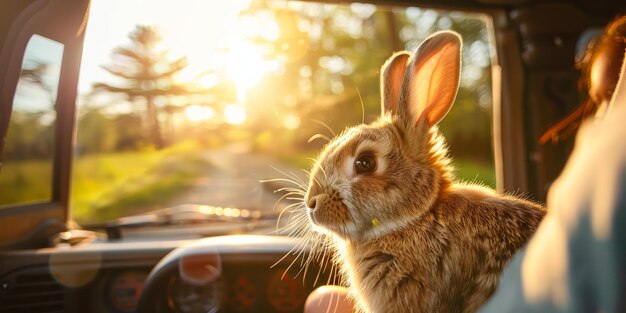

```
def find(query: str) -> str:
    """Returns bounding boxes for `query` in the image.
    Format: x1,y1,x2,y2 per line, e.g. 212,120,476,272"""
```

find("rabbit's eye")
354,154,377,174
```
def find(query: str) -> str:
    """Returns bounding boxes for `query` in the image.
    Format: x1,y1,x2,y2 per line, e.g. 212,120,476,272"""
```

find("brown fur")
301,32,546,313
344,188,544,313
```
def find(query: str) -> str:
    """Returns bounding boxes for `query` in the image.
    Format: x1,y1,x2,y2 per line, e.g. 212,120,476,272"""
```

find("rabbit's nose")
306,183,322,209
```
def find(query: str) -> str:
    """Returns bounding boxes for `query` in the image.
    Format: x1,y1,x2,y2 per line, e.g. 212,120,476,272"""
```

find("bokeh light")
224,104,246,125
185,105,215,122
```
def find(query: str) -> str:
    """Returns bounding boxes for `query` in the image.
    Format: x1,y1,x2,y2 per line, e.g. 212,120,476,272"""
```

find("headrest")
575,27,602,65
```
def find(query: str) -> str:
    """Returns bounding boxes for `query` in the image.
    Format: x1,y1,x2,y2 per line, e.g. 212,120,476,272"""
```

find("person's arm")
480,52,626,313
304,285,355,313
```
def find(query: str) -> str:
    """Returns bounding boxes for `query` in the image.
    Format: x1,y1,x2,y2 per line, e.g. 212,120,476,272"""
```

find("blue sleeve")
479,109,626,313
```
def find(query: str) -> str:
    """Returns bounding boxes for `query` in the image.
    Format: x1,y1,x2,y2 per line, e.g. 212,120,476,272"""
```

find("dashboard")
153,255,319,313
0,235,335,313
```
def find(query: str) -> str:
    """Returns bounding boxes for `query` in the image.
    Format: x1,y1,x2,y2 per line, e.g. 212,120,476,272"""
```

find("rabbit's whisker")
281,217,309,237
287,170,308,188
313,245,328,286
275,187,306,195
312,119,337,138
307,171,323,190
268,166,308,190
261,177,306,191
275,201,305,233
318,164,329,180
286,196,306,201
309,133,332,143
283,238,313,280
355,86,365,125
272,233,309,269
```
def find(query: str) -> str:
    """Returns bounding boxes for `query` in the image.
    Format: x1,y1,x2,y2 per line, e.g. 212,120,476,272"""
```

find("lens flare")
224,105,246,125
185,105,215,122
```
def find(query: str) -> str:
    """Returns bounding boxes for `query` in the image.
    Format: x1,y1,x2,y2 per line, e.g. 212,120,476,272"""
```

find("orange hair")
540,15,626,144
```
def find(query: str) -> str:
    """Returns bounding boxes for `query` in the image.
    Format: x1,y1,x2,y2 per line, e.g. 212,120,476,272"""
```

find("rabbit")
300,31,546,313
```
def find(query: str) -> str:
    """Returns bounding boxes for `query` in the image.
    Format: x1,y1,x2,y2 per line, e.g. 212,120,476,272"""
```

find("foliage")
76,107,148,153
2,111,55,160
245,4,495,164
93,25,190,149
453,159,496,188
1,3,498,221
71,143,210,223
0,158,52,206
1,142,208,221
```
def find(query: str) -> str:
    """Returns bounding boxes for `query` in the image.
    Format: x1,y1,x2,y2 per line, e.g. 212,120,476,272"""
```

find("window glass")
0,35,64,207
73,0,494,224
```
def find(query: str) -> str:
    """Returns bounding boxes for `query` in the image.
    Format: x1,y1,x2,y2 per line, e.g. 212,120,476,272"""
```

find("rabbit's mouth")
306,192,352,236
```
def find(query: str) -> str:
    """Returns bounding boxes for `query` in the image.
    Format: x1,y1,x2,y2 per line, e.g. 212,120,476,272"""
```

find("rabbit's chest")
342,226,499,313
342,231,446,312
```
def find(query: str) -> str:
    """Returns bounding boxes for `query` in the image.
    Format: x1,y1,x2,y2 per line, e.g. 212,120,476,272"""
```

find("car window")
0,34,64,208
67,0,496,224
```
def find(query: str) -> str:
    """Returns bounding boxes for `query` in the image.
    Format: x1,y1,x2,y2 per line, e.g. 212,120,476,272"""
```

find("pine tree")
94,25,188,149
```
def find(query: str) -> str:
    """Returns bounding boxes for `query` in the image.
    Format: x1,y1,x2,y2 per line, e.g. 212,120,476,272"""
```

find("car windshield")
0,0,496,227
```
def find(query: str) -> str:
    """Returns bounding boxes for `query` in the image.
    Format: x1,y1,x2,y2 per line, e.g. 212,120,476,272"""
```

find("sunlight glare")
224,104,246,125
284,115,301,129
185,105,215,122
225,43,275,100
81,0,253,93
198,74,220,89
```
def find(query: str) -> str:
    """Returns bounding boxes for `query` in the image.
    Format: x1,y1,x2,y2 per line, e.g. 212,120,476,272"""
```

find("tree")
93,25,189,149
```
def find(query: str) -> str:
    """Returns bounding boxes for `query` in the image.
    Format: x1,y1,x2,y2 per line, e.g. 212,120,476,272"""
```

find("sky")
78,0,259,95
76,0,493,112
13,34,64,112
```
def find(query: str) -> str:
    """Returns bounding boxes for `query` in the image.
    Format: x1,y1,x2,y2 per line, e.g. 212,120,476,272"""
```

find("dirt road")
166,144,309,219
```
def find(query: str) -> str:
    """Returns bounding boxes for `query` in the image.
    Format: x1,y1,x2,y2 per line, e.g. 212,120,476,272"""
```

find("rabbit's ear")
400,31,462,128
380,52,410,116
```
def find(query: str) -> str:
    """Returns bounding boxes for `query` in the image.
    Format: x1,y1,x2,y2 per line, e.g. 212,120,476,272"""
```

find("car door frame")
0,0,90,248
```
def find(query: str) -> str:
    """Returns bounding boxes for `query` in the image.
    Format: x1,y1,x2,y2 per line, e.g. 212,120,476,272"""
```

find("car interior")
0,0,625,313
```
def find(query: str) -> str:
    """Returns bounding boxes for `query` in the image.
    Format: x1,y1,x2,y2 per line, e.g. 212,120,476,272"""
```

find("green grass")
71,144,210,224
73,153,209,223
276,151,317,170
70,151,162,218
0,142,211,224
0,159,53,206
1,142,494,225
453,159,496,188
